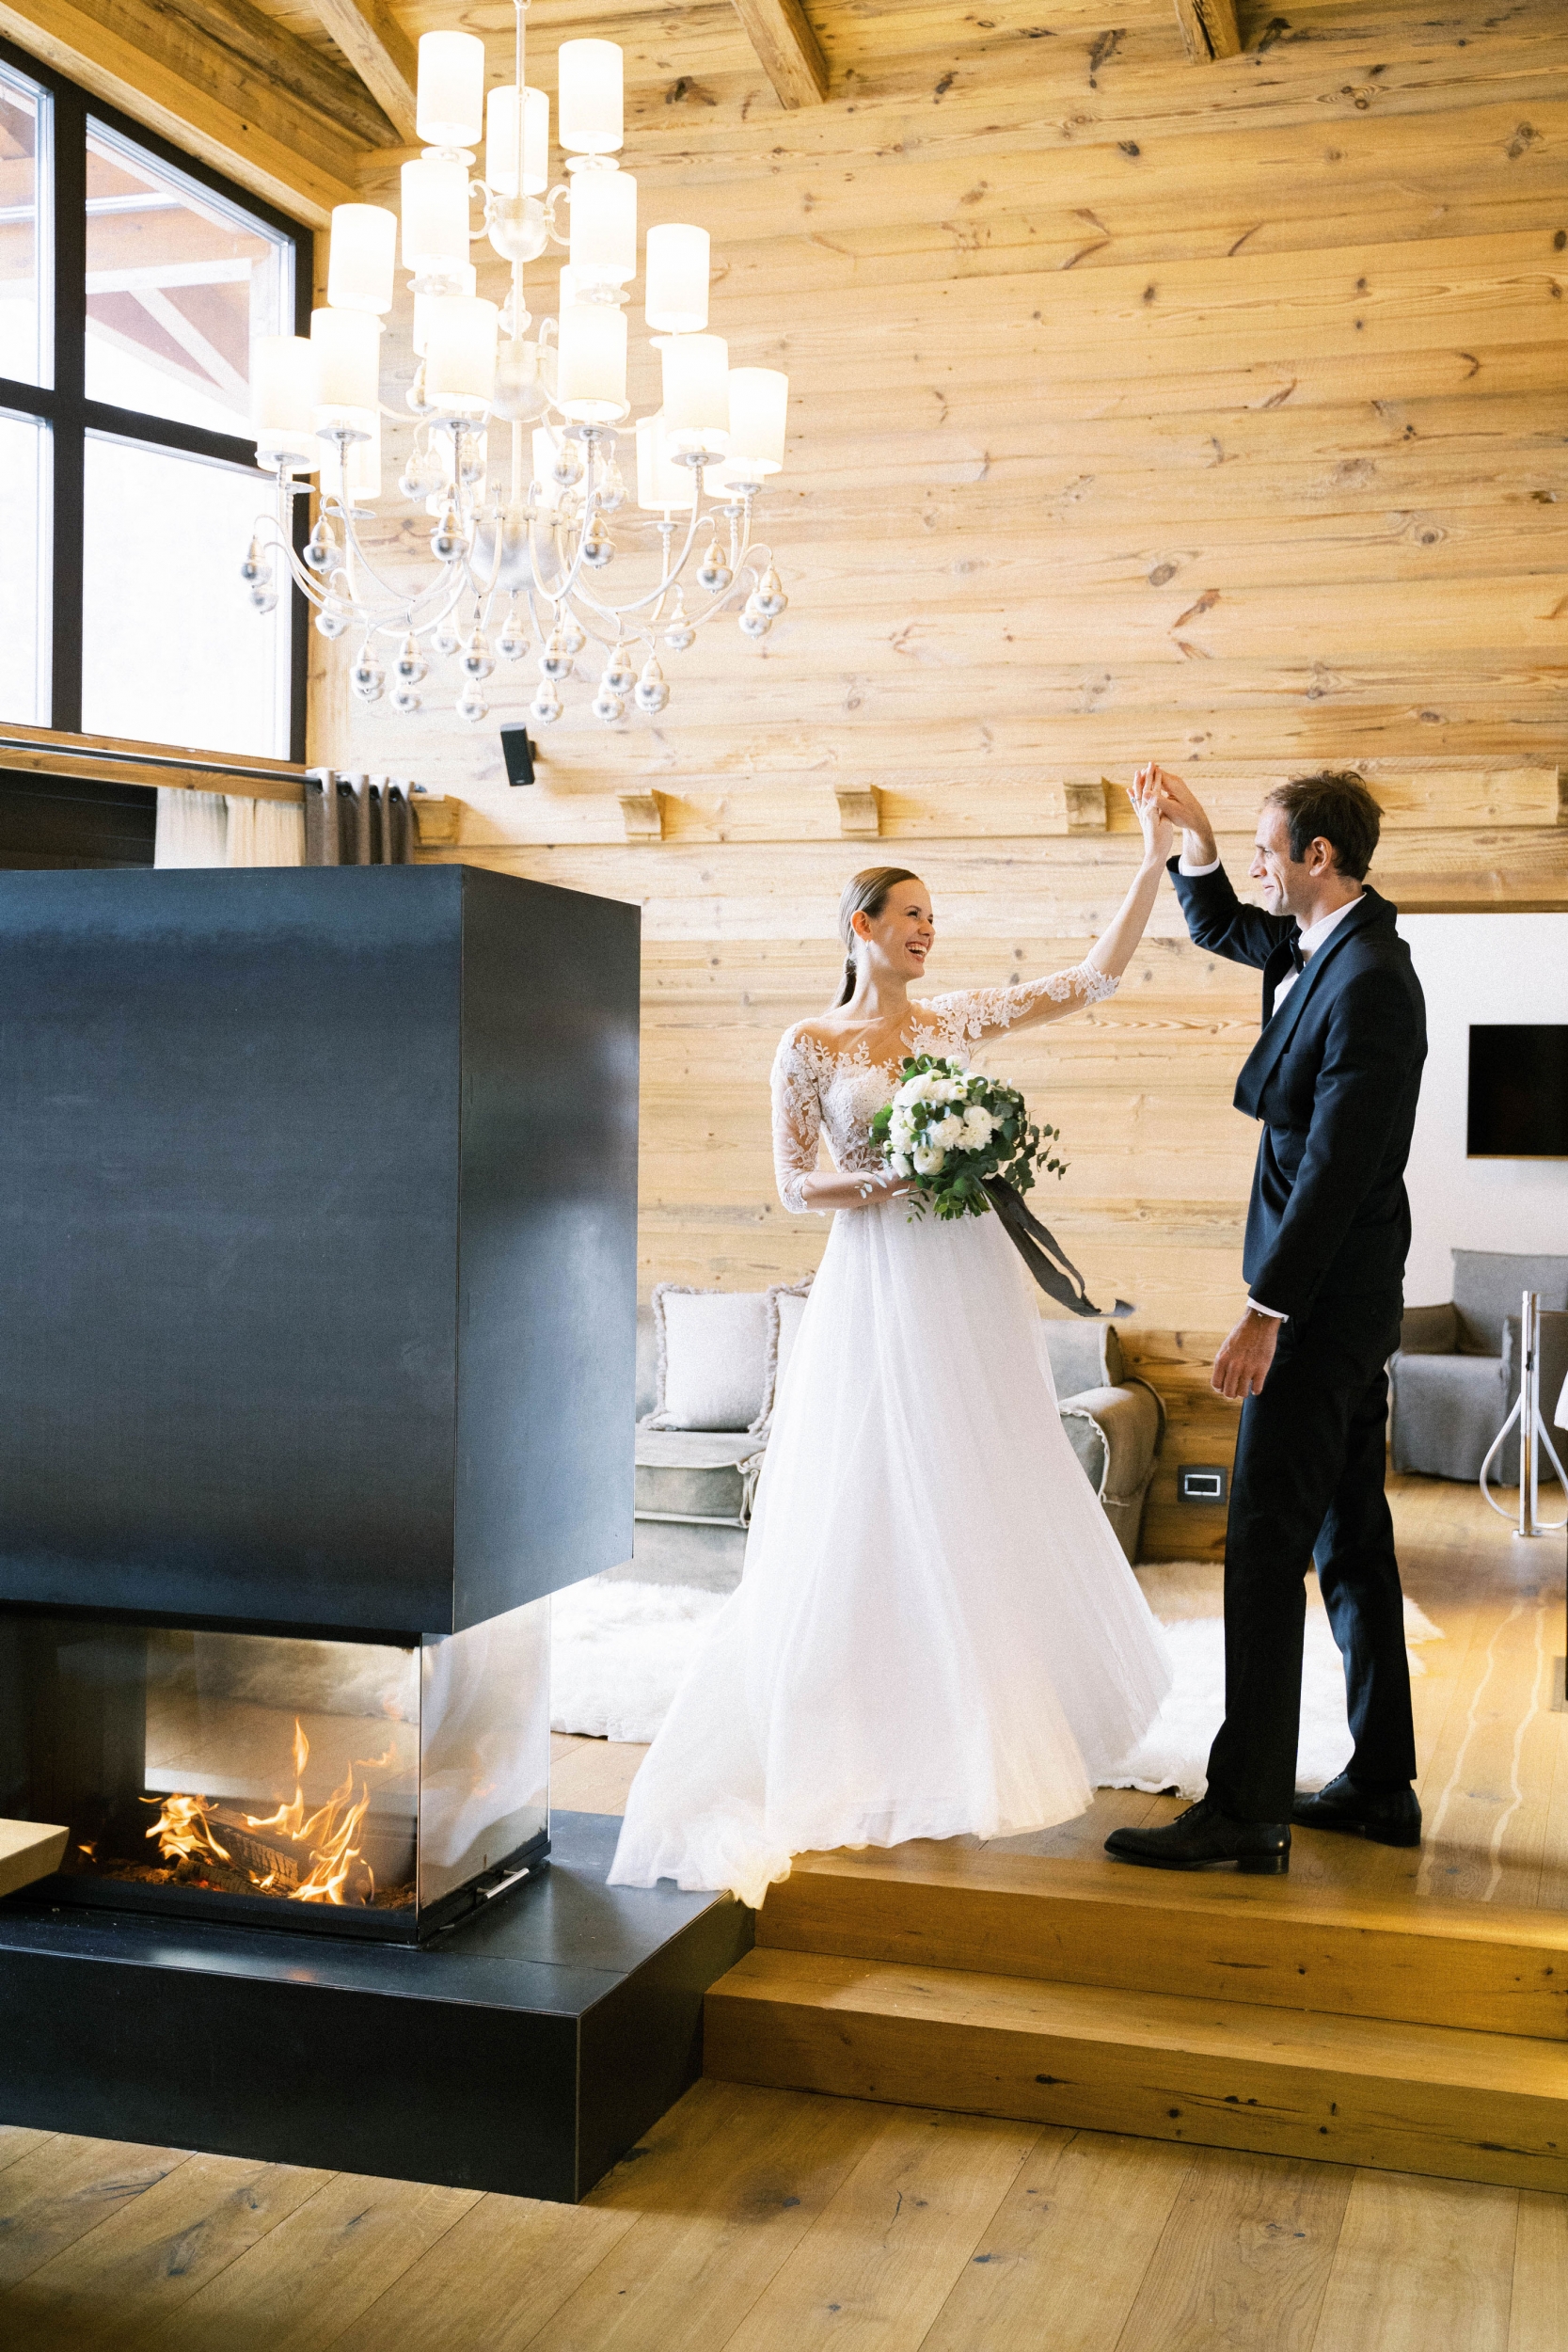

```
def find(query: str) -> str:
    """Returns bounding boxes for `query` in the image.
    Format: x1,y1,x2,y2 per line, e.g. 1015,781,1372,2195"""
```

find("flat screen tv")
1467,1025,1568,1159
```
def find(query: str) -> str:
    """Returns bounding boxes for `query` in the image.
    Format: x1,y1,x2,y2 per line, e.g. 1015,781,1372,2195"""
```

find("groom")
1107,768,1427,1874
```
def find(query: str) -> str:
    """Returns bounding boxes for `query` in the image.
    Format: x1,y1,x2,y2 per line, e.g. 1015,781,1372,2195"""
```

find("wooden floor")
6,1472,1567,2350
4,2082,1566,2350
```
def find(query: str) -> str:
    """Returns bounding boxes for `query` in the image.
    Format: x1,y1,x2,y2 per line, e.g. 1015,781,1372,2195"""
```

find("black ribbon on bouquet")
983,1178,1133,1321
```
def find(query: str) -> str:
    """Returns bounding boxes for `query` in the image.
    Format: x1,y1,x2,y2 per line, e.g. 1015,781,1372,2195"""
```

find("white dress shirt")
1177,856,1366,1325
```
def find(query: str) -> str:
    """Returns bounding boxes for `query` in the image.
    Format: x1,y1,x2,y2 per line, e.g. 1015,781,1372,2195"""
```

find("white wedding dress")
609,967,1173,1909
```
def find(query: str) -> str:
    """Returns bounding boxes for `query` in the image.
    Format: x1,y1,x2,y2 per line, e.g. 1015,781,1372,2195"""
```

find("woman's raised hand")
1129,765,1176,866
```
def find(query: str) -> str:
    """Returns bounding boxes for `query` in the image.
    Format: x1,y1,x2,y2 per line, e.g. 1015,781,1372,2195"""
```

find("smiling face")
1249,803,1333,921
852,879,934,984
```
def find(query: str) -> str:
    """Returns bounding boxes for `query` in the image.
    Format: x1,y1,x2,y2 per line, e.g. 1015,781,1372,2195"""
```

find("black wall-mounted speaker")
500,724,536,787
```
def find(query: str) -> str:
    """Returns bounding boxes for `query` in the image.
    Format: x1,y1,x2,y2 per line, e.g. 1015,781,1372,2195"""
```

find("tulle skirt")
608,1196,1173,1909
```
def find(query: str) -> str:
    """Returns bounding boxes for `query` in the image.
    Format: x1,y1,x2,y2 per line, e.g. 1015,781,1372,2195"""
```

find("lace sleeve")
923,962,1119,1052
770,1027,825,1215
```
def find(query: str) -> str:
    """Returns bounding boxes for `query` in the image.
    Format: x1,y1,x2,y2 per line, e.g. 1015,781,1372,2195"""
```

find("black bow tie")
1289,936,1307,973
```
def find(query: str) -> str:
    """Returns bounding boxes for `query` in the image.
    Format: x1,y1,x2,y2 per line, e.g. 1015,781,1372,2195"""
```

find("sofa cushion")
1037,1317,1123,1398
645,1284,773,1431
634,1426,766,1523
766,1276,815,1417
1451,1249,1568,1355
1390,1350,1508,1481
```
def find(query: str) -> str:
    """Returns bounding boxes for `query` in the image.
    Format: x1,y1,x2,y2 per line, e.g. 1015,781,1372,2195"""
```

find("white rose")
912,1143,946,1177
928,1113,964,1149
889,1106,916,1147
895,1073,934,1106
890,1152,912,1178
961,1106,995,1147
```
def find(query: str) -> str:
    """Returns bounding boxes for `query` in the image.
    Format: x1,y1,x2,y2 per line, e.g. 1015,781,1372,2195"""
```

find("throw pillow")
647,1285,772,1431
767,1278,815,1417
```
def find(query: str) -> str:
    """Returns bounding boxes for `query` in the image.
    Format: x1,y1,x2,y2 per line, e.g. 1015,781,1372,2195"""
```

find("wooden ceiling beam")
731,0,829,109
302,0,420,148
1171,0,1243,63
0,0,373,224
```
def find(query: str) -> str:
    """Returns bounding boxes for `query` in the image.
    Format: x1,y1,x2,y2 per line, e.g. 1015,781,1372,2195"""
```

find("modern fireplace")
1,1599,549,1942
0,865,750,2203
0,863,635,1938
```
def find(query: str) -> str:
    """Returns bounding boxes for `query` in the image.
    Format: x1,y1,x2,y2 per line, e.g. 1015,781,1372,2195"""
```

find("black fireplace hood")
0,864,640,1641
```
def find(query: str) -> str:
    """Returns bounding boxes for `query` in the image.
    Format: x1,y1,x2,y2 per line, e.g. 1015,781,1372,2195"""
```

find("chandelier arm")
572,499,707,621
525,512,576,603
320,488,472,619
263,526,335,613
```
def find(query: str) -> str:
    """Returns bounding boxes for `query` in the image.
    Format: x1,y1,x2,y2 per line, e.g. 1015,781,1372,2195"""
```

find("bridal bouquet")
869,1056,1066,1221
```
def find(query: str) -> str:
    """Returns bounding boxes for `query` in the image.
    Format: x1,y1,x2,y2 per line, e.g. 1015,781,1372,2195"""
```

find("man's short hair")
1263,771,1382,882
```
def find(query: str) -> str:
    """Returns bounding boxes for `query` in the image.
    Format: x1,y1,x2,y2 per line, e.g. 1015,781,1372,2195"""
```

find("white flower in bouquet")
870,1051,1067,1223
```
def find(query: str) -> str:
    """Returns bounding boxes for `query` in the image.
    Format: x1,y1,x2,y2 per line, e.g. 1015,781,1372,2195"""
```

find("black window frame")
0,32,311,761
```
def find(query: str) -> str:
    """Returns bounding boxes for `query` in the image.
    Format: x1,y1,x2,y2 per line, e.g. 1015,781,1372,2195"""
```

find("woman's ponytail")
833,866,920,1010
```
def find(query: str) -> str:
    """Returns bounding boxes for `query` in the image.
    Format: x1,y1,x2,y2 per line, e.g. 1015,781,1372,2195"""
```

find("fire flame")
147,1791,231,1867
143,1719,396,1907
242,1720,392,1905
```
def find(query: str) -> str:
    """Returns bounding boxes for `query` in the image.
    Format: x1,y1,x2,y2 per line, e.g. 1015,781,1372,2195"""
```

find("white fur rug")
550,1564,1445,1800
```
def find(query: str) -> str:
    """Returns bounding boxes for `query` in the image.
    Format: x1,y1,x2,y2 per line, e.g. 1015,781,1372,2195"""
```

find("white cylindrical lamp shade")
252,334,318,468
401,157,471,278
485,85,548,196
644,223,708,333
423,295,498,416
556,302,627,422
657,332,729,454
413,262,476,357
416,30,484,148
346,417,382,501
635,412,694,511
326,204,397,315
310,306,380,431
558,39,622,154
725,367,788,478
568,167,636,287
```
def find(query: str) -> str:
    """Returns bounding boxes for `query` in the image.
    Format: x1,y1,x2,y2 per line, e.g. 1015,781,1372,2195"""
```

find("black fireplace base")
0,1812,751,2204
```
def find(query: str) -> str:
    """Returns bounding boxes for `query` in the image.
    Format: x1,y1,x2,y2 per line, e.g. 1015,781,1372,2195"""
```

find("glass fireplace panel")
419,1597,550,1914
0,1602,551,1941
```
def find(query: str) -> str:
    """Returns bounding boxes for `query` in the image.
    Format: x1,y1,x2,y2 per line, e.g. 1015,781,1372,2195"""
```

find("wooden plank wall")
313,0,1568,1559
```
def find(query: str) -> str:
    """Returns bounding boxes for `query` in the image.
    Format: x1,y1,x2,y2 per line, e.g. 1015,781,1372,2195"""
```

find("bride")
610,777,1177,1909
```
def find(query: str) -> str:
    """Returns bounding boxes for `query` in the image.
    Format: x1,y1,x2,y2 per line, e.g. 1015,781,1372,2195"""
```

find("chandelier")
243,0,790,728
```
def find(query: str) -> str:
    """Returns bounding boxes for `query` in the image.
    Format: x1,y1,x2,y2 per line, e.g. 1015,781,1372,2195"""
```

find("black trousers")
1204,1298,1418,1823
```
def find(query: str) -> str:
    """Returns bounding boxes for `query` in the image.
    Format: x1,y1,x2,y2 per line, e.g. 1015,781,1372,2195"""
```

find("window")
0,39,309,757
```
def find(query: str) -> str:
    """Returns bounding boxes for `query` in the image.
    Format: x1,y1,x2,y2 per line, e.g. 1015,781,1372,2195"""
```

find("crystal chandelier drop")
244,0,790,728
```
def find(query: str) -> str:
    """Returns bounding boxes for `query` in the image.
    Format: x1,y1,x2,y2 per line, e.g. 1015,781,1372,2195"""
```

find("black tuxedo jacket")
1169,862,1427,1327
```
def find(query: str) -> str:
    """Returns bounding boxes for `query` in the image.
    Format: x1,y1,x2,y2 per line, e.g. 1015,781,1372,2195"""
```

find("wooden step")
755,1848,1568,2039
705,1946,1568,2195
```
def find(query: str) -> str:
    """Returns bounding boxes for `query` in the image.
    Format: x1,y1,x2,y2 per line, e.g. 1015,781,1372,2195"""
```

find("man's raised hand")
1147,765,1218,868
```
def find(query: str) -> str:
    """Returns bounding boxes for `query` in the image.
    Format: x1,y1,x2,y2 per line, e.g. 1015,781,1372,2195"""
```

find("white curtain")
153,788,228,866
226,794,305,866
153,789,306,867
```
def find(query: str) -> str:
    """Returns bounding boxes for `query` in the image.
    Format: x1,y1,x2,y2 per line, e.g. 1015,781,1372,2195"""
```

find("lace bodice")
770,965,1117,1214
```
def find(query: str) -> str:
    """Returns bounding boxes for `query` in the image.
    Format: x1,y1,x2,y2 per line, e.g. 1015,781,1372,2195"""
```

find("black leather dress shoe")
1104,1797,1290,1874
1291,1772,1421,1847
